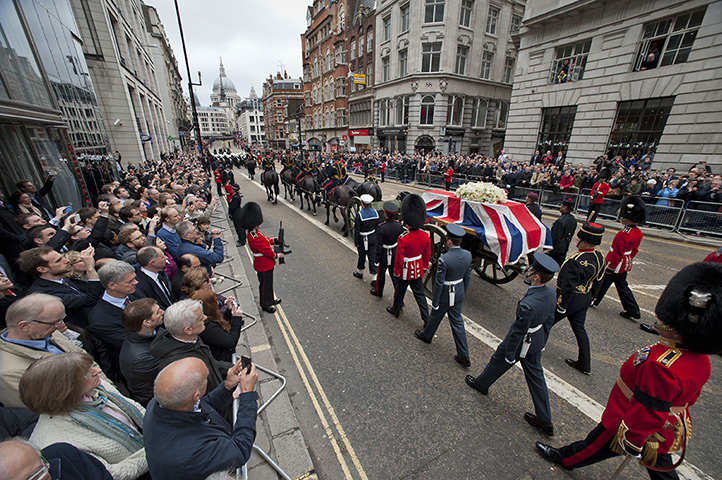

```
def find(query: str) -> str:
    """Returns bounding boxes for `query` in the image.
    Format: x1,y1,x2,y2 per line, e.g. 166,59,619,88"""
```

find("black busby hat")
239,201,263,230
401,194,427,229
598,168,612,181
655,262,722,354
577,222,604,245
620,196,646,224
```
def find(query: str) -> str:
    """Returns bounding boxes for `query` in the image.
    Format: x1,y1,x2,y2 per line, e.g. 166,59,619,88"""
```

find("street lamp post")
296,103,305,157
173,0,203,156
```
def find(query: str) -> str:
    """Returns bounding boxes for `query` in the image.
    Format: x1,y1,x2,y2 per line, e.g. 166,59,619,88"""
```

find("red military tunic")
444,168,454,183
394,229,430,280
247,228,276,272
591,182,610,204
602,338,710,458
605,225,643,273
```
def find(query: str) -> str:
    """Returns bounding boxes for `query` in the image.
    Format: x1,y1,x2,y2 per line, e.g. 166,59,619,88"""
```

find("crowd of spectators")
0,151,259,479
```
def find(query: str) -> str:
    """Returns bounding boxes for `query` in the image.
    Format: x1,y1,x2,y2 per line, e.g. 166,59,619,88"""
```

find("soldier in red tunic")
537,262,722,479
386,194,430,327
587,168,611,223
593,196,646,320
240,202,283,314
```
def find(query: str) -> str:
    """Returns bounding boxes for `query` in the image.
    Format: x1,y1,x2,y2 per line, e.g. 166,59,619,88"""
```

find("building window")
422,42,442,72
447,96,464,126
607,97,674,158
502,56,515,83
536,106,577,155
358,34,365,56
382,56,390,82
366,65,373,87
455,45,469,75
424,0,444,23
471,98,488,128
396,96,409,125
634,8,705,72
382,16,391,41
400,4,410,32
486,6,499,35
420,95,435,125
481,51,493,79
350,39,356,61
398,49,408,76
379,99,390,126
329,76,335,99
495,101,509,129
550,39,591,84
367,29,373,53
336,77,346,97
335,44,345,64
460,0,473,27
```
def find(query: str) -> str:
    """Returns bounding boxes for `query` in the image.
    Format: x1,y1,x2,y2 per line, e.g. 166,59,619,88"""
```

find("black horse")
297,173,319,215
281,167,297,201
246,159,257,181
353,179,382,201
325,182,356,236
261,170,279,204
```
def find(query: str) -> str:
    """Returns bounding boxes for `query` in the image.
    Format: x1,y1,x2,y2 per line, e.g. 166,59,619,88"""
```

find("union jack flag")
422,190,552,267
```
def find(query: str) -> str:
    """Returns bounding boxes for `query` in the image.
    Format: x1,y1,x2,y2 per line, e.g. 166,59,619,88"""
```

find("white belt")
252,252,264,257
383,242,397,264
403,254,422,279
444,278,464,306
624,250,633,255
360,229,375,250
519,324,544,358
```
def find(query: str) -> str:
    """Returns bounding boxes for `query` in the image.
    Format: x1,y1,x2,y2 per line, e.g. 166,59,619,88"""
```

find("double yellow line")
242,246,367,479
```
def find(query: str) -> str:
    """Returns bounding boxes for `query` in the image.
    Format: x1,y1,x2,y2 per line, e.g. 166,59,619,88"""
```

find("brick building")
262,72,304,149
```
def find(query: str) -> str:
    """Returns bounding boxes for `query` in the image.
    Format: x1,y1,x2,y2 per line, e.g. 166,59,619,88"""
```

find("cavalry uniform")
262,156,275,172
372,204,405,297
353,195,379,279
280,155,295,175
296,157,315,181
551,223,605,374
322,158,347,197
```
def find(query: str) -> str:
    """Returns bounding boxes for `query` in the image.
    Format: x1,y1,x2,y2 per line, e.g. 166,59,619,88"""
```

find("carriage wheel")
345,196,362,235
474,257,519,285
422,223,448,297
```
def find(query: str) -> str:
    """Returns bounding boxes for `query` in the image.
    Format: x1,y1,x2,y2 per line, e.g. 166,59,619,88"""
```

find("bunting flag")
422,190,552,267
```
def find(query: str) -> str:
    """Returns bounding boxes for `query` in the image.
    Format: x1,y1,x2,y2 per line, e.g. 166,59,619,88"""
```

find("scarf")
69,385,144,453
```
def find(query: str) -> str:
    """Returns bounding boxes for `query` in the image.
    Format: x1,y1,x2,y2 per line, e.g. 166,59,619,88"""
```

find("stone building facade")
262,72,304,149
373,0,525,155
236,86,266,145
505,0,722,172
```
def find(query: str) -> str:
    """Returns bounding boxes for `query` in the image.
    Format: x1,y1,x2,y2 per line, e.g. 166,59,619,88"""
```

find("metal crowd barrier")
211,271,243,296
678,201,722,236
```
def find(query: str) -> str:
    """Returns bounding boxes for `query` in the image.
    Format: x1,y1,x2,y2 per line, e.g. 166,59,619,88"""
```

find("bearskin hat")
655,262,722,354
239,202,263,230
401,194,427,229
598,168,612,180
620,196,646,224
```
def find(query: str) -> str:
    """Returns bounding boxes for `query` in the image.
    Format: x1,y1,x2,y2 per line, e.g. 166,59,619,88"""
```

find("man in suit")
414,224,473,367
88,261,138,375
172,254,200,299
228,183,245,247
133,246,176,310
465,253,559,436
19,246,103,328
549,200,577,266
530,150,542,166
17,176,55,221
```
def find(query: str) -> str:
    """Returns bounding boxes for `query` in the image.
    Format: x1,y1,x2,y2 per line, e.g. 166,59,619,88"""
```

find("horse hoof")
324,221,329,226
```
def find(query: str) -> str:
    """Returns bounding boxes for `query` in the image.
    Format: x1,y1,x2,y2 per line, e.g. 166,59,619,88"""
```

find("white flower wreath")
455,182,508,204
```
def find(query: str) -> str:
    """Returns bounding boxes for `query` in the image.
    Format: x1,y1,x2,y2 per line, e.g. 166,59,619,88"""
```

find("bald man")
0,439,112,480
143,357,258,480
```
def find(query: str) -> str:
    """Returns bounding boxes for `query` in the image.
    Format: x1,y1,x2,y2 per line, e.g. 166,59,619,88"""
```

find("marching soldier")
548,199,577,265
415,224,472,367
538,262,722,479
465,253,559,435
593,196,646,321
240,202,283,314
549,222,605,375
353,194,379,281
387,194,430,328
371,202,404,298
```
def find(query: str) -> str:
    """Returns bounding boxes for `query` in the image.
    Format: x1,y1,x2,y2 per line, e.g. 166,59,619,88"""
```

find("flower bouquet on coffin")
455,182,508,204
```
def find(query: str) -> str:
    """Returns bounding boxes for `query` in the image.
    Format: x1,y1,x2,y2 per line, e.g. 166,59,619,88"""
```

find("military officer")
549,199,577,265
593,196,646,321
415,224,473,367
296,155,315,182
538,262,722,479
550,222,605,375
387,194,430,327
240,202,283,314
280,153,295,176
353,194,379,281
465,253,559,435
262,154,275,172
322,153,348,201
371,202,405,298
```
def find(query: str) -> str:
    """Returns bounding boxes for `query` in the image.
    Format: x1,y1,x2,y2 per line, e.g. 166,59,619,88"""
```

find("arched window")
396,96,409,125
325,48,332,72
338,5,345,30
379,99,389,126
420,96,435,125
471,98,488,128
447,96,464,126
350,38,356,61
495,101,509,129
367,28,373,53
330,106,335,127
328,76,335,100
358,33,365,57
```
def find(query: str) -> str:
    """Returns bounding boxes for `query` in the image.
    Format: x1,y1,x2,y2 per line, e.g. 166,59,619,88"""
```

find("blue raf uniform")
353,195,379,280
415,224,472,365
371,203,405,297
466,253,560,436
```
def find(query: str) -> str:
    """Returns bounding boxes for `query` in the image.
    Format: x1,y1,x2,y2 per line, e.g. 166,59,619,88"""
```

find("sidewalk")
210,200,316,480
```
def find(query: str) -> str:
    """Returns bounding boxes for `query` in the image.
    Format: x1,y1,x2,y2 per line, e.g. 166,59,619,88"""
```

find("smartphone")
231,300,240,309
240,355,252,374
63,205,73,213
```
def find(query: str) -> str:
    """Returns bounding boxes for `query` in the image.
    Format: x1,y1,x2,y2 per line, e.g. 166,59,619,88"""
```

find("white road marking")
243,175,711,480
630,285,668,290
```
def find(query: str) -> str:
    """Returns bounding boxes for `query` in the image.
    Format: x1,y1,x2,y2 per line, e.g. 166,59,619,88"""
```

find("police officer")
353,194,378,281
387,194,430,328
415,224,472,367
549,222,605,375
371,202,404,298
593,196,645,320
465,253,559,436
538,262,722,479
228,183,245,247
549,199,577,265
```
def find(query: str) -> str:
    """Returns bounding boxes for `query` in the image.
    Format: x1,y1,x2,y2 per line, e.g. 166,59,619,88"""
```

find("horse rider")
262,154,275,172
371,202,404,298
296,155,315,182
386,194,430,329
353,194,379,281
322,153,348,202
280,153,295,176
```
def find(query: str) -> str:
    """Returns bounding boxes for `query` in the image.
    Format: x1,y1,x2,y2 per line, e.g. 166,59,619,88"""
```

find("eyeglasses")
30,314,66,326
27,456,50,480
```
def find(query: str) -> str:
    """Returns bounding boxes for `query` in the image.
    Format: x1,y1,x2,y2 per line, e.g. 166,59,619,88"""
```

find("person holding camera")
175,220,224,276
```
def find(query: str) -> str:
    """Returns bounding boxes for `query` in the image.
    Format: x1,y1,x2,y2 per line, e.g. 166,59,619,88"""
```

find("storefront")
376,127,406,154
348,128,373,153
307,137,322,152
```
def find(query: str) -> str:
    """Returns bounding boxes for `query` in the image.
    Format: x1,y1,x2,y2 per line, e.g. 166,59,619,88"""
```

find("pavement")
210,199,316,480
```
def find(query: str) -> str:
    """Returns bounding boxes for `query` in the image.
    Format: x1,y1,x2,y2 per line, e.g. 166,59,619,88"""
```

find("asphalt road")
230,165,719,480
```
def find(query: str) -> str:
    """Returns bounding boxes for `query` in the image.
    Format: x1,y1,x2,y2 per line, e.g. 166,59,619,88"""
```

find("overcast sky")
151,0,309,105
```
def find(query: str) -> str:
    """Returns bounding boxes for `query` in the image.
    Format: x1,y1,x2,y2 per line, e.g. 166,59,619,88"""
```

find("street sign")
353,74,366,85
